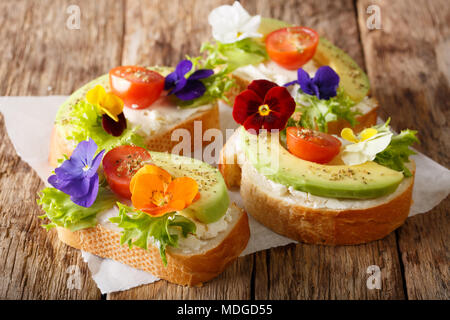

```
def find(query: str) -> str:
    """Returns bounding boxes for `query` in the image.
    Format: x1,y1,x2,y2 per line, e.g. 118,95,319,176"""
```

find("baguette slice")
56,203,249,286
219,130,414,245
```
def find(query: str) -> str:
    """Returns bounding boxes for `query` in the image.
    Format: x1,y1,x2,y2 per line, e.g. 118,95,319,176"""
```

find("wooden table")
0,0,448,300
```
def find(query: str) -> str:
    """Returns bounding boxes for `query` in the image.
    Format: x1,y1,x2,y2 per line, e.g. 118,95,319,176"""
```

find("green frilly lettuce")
37,186,117,232
374,122,419,177
294,88,361,133
109,203,196,265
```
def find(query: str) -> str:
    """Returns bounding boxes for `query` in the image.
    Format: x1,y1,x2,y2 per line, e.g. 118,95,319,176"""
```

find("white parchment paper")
1,96,449,294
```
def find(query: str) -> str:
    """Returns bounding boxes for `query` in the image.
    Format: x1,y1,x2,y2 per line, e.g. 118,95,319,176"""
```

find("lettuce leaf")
109,203,196,265
374,128,419,177
62,100,146,152
37,186,117,231
201,38,268,72
294,88,361,133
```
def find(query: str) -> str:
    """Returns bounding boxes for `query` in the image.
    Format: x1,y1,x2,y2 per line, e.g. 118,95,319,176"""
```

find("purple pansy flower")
284,66,340,100
164,60,214,101
48,138,105,207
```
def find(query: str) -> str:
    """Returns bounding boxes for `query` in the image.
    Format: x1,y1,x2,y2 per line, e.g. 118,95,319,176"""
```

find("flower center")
258,104,271,116
82,164,90,172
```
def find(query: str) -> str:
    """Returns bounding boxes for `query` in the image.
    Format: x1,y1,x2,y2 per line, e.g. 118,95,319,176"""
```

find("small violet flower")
284,66,340,100
208,1,262,44
48,138,105,207
164,60,213,101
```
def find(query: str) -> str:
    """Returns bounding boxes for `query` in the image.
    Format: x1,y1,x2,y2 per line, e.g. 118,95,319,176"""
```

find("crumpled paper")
1,96,449,294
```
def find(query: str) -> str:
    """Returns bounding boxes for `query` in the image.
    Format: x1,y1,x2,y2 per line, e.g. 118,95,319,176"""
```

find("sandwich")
204,2,377,135
40,140,249,286
220,78,419,245
50,59,234,167
40,61,250,286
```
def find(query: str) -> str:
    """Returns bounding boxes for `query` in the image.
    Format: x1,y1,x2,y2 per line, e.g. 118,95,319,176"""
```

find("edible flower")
164,60,214,101
130,165,199,217
208,1,262,44
233,79,296,134
86,85,127,137
284,66,340,100
340,126,393,166
48,138,105,208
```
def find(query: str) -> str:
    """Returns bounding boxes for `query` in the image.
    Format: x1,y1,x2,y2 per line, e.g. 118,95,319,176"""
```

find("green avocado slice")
150,152,230,223
240,128,403,199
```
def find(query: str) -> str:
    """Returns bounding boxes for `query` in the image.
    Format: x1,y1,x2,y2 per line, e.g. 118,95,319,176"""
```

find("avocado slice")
258,18,370,103
240,128,403,199
150,151,230,223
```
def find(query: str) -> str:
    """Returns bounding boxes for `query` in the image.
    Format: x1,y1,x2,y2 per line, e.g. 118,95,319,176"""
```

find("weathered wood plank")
110,0,255,300
0,0,125,299
357,0,450,300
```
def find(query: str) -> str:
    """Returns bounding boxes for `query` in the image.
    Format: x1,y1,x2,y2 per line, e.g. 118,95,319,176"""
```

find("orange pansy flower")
130,165,199,217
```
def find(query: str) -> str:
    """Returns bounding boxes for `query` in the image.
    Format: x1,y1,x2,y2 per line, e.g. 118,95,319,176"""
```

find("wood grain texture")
122,0,234,66
357,0,449,300
0,0,126,299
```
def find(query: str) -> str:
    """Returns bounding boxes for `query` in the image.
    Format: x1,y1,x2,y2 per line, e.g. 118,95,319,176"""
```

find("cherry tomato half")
109,66,165,109
265,27,319,70
102,145,152,199
286,127,341,164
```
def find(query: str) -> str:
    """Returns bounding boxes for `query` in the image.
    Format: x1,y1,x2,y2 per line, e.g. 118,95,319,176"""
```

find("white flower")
208,1,262,44
340,127,393,166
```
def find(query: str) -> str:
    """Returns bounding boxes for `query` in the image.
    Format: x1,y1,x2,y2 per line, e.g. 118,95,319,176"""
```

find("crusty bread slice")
219,129,414,245
56,203,249,286
49,104,219,167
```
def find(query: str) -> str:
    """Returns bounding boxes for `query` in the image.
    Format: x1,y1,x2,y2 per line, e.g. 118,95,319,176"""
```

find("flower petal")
174,80,206,101
263,86,296,120
49,175,90,198
166,177,199,210
71,174,99,208
86,85,106,105
297,68,318,96
313,66,340,100
248,79,278,100
102,112,127,137
164,71,179,90
100,93,124,122
176,60,193,78
242,113,265,133
283,80,298,87
188,69,214,80
130,165,172,194
131,173,166,210
86,149,105,178
232,89,263,125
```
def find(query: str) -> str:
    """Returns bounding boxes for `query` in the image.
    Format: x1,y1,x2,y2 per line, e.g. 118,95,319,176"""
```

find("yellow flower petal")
360,128,378,141
100,93,124,122
341,128,358,143
86,85,106,105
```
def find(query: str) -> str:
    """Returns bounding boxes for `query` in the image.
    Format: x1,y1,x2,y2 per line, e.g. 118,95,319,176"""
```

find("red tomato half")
109,66,165,109
102,145,152,199
286,127,341,164
265,27,319,70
